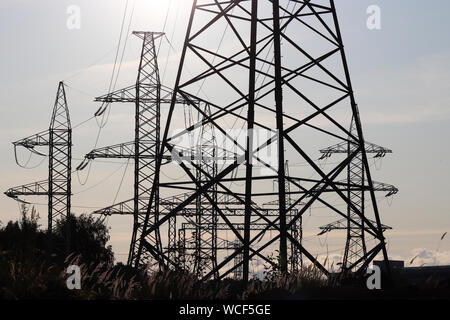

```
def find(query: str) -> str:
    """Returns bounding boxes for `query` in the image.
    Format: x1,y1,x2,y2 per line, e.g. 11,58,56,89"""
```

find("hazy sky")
1,0,449,267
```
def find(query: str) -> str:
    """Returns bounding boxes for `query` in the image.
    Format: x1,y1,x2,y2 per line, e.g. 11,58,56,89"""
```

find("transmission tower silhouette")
79,32,174,267
134,0,393,282
79,31,241,274
5,82,72,232
318,117,398,272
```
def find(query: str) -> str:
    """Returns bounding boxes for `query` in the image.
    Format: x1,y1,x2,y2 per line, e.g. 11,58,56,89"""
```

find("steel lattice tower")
136,0,393,281
129,31,163,267
194,104,219,277
264,160,303,273
318,117,398,272
5,82,72,232
285,161,303,273
49,82,72,230
82,32,171,267
233,232,244,280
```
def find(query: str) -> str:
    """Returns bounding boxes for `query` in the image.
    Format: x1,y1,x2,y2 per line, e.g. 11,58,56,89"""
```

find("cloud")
407,248,450,267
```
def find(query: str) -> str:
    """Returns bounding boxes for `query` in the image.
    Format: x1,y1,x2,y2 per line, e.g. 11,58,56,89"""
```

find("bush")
0,208,114,299
53,214,114,265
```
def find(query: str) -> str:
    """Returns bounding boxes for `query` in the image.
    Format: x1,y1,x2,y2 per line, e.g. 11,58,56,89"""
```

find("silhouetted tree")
53,214,114,264
0,208,114,264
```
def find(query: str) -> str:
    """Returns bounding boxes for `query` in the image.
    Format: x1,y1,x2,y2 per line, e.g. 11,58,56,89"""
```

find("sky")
0,0,449,268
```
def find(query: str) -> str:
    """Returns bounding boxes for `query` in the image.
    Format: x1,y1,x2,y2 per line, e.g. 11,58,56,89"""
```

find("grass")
1,208,449,300
2,249,449,300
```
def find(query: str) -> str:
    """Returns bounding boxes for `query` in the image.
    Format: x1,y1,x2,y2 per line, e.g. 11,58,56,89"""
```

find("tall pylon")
81,32,169,268
5,82,72,232
137,0,393,282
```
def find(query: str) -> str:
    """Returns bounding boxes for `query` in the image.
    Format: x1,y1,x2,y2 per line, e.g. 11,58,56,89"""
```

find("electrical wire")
106,0,130,98
72,116,96,130
111,159,130,205
158,0,173,57
73,162,128,195
14,145,35,169
112,0,136,95
63,46,117,82
77,0,134,186
161,0,180,83
160,169,188,181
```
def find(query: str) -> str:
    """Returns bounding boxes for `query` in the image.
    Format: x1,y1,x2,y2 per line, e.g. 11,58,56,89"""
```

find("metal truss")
81,32,169,268
318,118,398,272
5,180,50,197
182,222,280,231
233,237,244,280
262,161,303,273
5,82,72,232
285,162,303,273
193,104,219,277
136,0,393,282
94,84,185,105
319,218,392,235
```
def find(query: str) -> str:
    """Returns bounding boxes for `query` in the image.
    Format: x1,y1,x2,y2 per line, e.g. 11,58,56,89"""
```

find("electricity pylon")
137,0,393,282
318,117,398,272
285,161,303,273
5,82,72,232
80,31,171,268
263,160,303,273
193,104,219,277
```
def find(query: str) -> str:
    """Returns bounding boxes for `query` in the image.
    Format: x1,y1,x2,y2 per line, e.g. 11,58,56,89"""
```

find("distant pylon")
285,161,303,273
264,160,304,273
5,82,72,232
194,104,219,278
318,117,398,272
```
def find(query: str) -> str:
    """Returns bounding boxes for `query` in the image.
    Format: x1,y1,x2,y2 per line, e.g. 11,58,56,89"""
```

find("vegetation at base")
0,207,114,299
0,207,448,300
